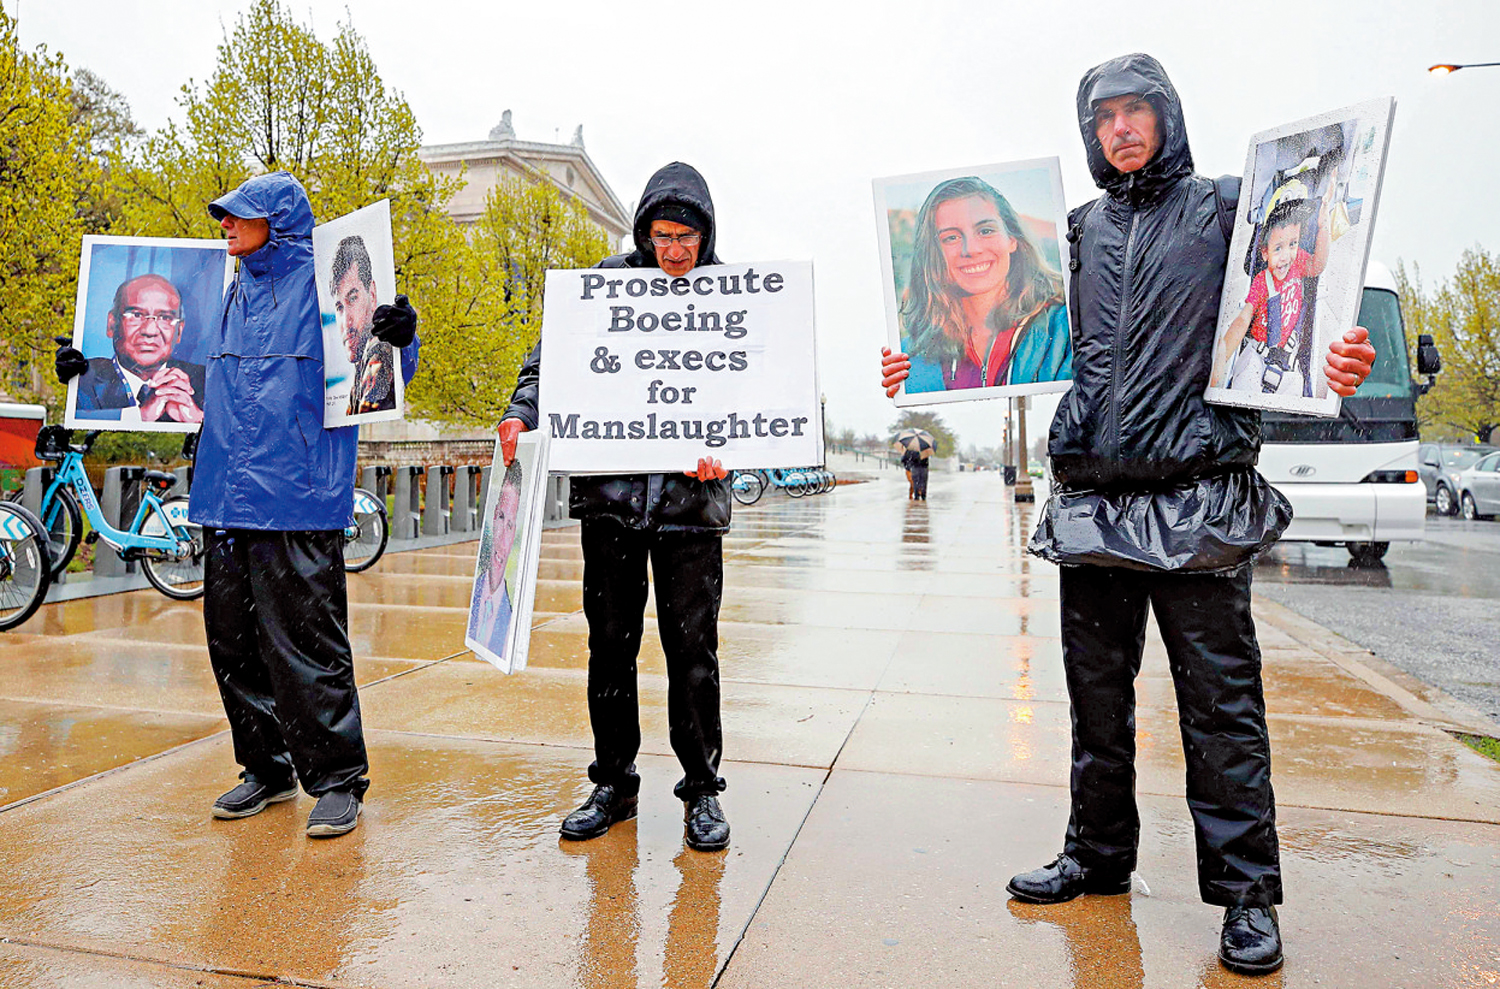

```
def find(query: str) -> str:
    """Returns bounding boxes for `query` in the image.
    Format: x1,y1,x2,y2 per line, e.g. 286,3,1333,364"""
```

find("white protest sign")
538,260,822,473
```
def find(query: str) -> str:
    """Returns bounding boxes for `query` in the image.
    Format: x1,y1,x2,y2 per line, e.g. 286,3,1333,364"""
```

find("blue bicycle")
0,500,52,630
26,426,205,600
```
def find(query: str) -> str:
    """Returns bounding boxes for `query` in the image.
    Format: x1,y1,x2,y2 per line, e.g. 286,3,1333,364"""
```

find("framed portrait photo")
312,199,403,427
465,431,550,674
64,237,233,432
1206,97,1396,417
874,157,1073,407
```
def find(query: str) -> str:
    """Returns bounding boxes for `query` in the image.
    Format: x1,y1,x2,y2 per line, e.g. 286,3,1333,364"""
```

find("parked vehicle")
1456,452,1500,521
1258,262,1441,565
1418,443,1497,516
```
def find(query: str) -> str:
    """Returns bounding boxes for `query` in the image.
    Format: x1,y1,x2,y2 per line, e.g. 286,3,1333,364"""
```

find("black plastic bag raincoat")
1030,54,1291,573
505,162,732,534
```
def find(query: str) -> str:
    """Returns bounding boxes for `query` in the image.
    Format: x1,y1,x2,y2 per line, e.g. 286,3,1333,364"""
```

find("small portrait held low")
875,158,1073,406
466,432,549,675
63,237,232,431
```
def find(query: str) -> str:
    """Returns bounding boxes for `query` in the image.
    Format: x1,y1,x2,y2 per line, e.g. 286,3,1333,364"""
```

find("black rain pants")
580,518,726,800
1059,563,1281,907
205,528,369,798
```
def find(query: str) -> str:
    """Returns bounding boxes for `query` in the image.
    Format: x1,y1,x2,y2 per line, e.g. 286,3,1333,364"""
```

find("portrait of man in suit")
74,273,206,424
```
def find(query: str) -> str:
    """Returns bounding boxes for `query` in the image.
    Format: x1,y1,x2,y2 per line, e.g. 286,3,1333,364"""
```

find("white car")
1457,451,1500,520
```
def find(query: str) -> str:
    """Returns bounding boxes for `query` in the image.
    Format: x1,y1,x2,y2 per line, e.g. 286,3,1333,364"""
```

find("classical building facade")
419,111,632,249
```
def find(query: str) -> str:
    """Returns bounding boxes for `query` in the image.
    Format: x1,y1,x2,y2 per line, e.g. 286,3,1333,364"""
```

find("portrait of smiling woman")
874,162,1074,404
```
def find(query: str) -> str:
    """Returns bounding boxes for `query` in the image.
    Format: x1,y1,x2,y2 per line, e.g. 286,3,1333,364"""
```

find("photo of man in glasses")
73,272,206,424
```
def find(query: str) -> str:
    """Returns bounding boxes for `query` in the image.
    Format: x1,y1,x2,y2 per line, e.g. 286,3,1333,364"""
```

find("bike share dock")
1,469,1498,987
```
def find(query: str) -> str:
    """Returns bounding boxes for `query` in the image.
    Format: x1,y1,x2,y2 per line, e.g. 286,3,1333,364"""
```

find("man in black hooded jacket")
498,162,733,853
1018,55,1375,975
883,55,1375,974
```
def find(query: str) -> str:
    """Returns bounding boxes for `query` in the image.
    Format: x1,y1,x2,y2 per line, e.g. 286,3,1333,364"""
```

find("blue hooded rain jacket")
190,172,418,531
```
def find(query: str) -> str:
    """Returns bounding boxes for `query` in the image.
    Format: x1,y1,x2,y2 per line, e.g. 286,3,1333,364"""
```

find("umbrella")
893,428,935,461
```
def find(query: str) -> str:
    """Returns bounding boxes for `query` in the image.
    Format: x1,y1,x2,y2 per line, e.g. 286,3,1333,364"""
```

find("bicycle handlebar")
67,430,101,455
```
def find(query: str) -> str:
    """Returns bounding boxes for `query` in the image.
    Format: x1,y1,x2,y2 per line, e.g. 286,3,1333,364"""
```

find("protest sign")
873,158,1073,406
65,237,232,432
537,260,822,473
1207,98,1396,416
466,431,550,674
312,199,403,427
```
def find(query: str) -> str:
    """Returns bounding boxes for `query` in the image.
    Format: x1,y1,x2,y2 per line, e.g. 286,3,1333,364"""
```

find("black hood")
1077,53,1194,203
627,161,721,267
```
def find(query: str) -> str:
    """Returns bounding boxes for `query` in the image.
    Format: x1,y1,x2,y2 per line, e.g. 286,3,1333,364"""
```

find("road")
1253,515,1500,727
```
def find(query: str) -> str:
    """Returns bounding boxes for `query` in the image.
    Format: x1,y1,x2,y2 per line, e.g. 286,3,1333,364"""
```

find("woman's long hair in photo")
900,176,1063,369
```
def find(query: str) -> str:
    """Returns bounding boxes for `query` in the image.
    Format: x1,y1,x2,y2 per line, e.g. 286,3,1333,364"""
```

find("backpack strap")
1212,174,1242,245
1065,199,1099,346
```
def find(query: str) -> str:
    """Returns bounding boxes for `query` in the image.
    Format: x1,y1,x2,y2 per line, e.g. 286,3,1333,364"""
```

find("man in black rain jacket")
499,162,733,852
1008,55,1376,975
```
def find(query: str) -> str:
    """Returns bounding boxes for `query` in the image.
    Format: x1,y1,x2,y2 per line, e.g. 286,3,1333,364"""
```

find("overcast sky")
16,0,1500,451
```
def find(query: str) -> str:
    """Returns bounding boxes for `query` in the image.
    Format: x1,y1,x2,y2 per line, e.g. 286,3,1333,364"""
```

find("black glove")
55,339,88,384
371,293,418,348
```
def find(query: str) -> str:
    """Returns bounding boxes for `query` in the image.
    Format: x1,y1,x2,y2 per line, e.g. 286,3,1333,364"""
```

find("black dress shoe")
1219,905,1283,975
1005,853,1131,904
683,795,730,851
560,784,638,841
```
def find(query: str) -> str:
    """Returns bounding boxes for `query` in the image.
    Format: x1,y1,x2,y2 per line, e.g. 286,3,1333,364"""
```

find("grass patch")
1453,733,1500,763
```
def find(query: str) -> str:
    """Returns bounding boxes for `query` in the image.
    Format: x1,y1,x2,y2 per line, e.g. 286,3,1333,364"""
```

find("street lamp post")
1429,62,1500,76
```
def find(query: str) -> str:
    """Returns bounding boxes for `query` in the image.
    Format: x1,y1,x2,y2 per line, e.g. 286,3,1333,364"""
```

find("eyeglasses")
120,308,182,329
650,233,701,248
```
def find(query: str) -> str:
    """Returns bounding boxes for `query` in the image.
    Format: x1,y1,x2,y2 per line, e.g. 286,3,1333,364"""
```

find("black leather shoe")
1219,905,1283,975
1005,853,1131,904
560,784,638,841
212,774,298,820
683,795,730,851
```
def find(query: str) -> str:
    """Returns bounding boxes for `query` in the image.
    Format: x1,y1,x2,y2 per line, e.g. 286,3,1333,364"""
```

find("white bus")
1257,261,1439,565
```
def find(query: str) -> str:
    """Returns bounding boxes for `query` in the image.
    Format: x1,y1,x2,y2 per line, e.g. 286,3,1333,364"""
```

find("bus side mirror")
1416,333,1441,394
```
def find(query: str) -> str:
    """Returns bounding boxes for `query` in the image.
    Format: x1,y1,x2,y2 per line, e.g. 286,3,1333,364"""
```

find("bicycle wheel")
139,497,205,600
786,470,809,498
731,471,764,506
38,487,82,578
344,487,389,573
0,502,52,631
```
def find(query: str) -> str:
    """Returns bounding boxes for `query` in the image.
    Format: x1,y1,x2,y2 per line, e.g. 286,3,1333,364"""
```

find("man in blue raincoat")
192,172,417,837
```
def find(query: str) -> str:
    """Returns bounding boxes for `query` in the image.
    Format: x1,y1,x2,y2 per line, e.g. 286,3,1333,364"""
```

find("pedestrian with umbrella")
894,428,934,500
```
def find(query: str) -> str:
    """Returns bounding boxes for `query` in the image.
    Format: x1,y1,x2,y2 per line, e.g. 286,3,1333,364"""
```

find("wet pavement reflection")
2,469,1498,987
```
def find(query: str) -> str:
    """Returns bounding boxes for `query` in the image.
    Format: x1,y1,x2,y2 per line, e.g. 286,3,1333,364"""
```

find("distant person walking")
901,448,928,501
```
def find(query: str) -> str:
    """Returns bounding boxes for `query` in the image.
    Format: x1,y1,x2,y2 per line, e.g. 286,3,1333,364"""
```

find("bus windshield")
1352,288,1411,398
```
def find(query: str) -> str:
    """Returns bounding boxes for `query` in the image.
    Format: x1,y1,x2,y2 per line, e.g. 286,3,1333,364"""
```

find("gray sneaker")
212,774,299,819
306,790,362,838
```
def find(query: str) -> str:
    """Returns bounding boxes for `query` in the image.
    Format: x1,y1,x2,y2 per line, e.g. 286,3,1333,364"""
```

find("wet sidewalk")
1,471,1498,988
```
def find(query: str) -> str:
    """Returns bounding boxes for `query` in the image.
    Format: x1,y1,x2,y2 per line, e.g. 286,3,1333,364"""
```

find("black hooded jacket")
1031,55,1290,572
503,162,732,533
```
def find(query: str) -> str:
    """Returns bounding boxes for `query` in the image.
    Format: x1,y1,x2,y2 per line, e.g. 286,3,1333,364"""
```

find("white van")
1256,261,1437,564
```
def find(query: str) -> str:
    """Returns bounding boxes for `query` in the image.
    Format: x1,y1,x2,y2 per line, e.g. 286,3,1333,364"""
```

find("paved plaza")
1,470,1498,988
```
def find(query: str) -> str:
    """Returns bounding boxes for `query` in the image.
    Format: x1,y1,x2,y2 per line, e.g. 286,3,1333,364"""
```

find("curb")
1253,596,1500,738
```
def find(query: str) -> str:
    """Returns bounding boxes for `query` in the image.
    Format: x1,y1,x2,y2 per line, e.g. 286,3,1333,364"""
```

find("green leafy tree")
890,409,958,457
0,7,89,407
405,178,610,426
1398,251,1500,443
